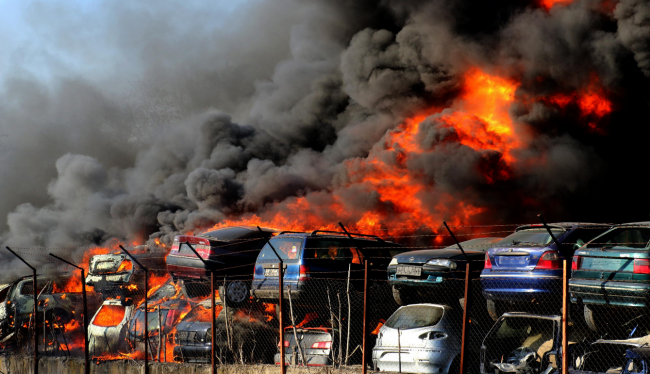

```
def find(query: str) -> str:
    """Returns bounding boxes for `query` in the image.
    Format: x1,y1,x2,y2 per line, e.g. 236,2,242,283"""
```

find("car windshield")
258,237,304,261
93,304,127,327
586,227,650,249
384,305,444,330
130,309,172,336
497,229,564,247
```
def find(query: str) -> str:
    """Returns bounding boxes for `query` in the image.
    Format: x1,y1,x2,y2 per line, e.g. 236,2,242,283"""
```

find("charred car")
86,245,168,298
173,299,276,364
0,276,101,343
166,226,277,305
480,312,562,374
276,327,335,366
571,339,650,374
372,304,462,374
88,298,136,356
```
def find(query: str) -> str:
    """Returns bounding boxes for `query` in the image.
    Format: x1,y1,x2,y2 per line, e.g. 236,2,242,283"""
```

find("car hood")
395,249,483,264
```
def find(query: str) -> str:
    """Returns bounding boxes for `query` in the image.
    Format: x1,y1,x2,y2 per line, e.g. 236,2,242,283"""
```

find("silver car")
372,304,461,373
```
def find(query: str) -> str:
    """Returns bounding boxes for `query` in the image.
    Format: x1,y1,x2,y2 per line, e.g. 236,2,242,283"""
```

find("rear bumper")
173,344,210,363
167,255,251,281
250,287,303,303
372,346,455,373
85,273,133,287
274,353,331,366
481,274,562,302
569,279,650,307
389,277,464,297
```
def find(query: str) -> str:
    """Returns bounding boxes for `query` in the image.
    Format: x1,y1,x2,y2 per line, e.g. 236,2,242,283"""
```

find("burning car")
0,276,101,344
85,245,168,298
88,298,136,357
173,298,276,364
388,237,503,306
480,312,561,374
372,304,461,374
166,226,277,305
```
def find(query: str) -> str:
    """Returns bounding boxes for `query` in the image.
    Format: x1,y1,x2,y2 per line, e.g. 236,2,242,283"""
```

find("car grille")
177,331,198,345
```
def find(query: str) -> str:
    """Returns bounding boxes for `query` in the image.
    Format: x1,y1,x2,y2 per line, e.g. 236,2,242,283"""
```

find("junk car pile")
4,222,650,374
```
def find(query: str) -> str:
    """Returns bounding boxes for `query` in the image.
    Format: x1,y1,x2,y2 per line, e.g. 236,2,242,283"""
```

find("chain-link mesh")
2,237,649,374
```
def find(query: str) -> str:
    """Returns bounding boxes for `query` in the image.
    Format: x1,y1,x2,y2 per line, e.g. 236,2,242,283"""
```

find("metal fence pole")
460,262,471,374
48,253,89,374
279,262,285,374
562,259,569,374
211,271,216,374
362,259,369,374
120,245,149,374
6,247,38,374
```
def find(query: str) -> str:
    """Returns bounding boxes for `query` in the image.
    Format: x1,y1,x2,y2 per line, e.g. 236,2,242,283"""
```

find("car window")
561,228,609,252
305,239,353,261
384,305,444,329
586,227,650,249
0,286,9,302
493,318,555,346
258,237,304,261
497,229,564,247
93,304,126,327
20,280,50,295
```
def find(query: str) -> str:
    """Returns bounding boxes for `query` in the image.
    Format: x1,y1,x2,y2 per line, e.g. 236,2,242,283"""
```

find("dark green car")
569,223,650,332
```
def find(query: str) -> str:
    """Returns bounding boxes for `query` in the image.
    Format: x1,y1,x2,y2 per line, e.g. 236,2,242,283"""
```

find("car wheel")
584,304,608,332
486,299,504,321
392,286,411,306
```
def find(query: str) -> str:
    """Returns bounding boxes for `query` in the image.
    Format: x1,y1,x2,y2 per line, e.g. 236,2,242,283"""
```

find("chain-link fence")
2,225,650,374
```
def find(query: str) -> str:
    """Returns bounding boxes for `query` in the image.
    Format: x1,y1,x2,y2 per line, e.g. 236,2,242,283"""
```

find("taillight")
484,253,492,269
311,341,332,349
572,256,581,271
277,340,290,347
299,265,310,281
117,260,133,272
633,259,650,274
535,251,561,270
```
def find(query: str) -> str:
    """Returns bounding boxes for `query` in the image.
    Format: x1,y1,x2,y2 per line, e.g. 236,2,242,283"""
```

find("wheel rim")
227,281,249,303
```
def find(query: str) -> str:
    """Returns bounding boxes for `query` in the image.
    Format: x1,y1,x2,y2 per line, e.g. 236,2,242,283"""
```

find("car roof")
616,222,650,227
515,223,610,232
500,312,561,321
272,230,399,245
199,226,278,240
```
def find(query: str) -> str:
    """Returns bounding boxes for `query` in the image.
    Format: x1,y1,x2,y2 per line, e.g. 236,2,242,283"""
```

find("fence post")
279,262,285,374
120,245,149,374
562,259,569,374
362,259,369,374
460,262,471,374
48,253,89,374
6,247,38,374
211,271,216,374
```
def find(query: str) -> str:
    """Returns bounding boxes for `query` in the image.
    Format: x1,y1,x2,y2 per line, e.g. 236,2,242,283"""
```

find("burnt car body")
571,339,650,374
173,299,276,364
372,304,461,374
88,298,136,356
0,276,101,342
166,226,277,305
480,312,562,374
86,246,167,298
388,238,503,306
275,327,335,366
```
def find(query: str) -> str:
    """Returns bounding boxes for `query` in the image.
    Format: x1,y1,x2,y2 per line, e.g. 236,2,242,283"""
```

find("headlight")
389,258,398,266
425,259,457,269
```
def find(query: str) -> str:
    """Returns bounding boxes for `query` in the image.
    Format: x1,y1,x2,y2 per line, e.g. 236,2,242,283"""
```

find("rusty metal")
211,271,216,374
362,259,369,374
48,253,90,374
6,246,38,374
119,245,149,374
157,306,162,362
397,327,402,373
562,259,569,374
460,262,471,374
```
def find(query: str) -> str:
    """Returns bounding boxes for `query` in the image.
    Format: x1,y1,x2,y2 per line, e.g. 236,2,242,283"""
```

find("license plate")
498,256,528,266
396,266,421,276
264,268,279,277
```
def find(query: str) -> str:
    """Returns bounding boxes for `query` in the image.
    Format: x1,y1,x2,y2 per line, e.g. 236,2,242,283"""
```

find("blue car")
480,223,609,320
250,230,406,312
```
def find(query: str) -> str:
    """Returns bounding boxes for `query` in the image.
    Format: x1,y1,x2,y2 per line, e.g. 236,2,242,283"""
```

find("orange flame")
371,319,386,335
545,74,612,132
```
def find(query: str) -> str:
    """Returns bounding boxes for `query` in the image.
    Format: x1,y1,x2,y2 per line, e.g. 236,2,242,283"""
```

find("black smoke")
0,0,649,273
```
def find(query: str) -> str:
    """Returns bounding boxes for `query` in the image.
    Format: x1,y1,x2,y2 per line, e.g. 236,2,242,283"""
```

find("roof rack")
309,230,385,242
277,231,309,236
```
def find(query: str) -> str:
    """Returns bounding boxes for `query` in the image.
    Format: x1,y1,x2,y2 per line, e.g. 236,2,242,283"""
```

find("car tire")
486,299,504,321
392,286,412,306
584,304,607,332
219,281,250,308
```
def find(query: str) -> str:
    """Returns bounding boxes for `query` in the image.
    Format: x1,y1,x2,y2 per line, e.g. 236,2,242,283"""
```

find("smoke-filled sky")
1,0,649,262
